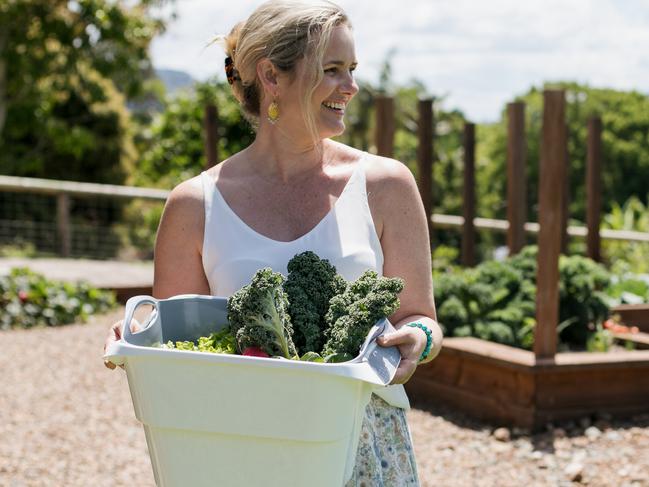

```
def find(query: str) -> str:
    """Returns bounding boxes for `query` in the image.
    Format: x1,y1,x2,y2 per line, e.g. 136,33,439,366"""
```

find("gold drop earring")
267,98,280,124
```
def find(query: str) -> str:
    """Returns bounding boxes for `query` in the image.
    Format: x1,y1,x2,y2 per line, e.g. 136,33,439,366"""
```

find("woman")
105,1,443,485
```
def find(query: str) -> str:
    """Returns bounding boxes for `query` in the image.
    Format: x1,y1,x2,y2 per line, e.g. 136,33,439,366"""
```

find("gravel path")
1,308,648,487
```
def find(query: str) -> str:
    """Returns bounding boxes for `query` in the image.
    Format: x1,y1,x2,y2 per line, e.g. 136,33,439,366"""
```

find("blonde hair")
217,0,349,140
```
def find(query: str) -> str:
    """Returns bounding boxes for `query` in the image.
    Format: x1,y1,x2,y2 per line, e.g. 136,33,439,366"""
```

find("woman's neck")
246,129,331,183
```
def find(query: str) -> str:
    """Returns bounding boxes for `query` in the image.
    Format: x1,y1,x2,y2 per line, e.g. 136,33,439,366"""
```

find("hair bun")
224,21,243,60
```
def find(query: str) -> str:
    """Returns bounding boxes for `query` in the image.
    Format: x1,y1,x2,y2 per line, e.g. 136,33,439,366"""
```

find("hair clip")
225,56,240,85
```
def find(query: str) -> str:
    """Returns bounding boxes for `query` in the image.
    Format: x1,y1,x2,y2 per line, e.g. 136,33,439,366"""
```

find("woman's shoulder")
357,152,418,201
161,175,206,234
361,153,413,182
167,174,204,207
329,140,414,187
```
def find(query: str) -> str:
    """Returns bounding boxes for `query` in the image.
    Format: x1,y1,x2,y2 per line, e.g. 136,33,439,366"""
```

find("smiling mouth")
322,101,346,114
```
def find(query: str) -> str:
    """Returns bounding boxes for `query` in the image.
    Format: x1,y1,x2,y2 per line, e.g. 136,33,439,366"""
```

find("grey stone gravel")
1,308,648,487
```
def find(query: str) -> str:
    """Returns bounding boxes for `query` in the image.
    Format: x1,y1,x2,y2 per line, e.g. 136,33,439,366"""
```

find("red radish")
242,347,270,358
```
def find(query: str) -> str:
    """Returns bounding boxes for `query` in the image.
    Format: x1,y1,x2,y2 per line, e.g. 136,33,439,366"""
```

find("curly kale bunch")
225,255,404,362
227,268,298,358
321,270,404,358
283,251,347,354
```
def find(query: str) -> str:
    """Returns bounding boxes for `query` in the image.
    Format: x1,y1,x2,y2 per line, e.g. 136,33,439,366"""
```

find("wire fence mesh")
0,190,164,260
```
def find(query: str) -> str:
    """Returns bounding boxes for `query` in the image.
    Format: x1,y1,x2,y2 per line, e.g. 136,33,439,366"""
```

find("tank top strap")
200,171,215,224
338,153,381,252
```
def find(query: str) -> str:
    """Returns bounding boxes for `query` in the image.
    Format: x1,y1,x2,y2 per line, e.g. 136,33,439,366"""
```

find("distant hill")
155,68,195,94
127,69,196,115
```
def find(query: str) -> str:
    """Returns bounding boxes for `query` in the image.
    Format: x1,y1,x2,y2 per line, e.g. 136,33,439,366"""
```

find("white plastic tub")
104,294,401,487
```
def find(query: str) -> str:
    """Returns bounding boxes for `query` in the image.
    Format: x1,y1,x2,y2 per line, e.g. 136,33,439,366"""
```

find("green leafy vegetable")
227,268,298,359
321,270,404,357
284,251,347,355
162,327,237,354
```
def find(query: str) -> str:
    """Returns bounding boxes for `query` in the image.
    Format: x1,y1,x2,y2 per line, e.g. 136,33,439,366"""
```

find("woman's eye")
325,67,356,75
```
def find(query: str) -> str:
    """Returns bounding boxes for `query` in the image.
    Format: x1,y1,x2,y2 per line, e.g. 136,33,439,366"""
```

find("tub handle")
122,295,159,343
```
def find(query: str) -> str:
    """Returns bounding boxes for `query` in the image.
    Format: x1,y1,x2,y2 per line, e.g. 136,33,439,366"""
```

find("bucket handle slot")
122,295,160,343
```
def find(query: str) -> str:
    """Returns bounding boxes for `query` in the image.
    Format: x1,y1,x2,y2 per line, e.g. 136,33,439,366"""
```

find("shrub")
0,268,116,330
434,246,613,351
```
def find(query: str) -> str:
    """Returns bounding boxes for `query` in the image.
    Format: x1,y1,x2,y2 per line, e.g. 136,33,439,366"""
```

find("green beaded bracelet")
407,322,433,362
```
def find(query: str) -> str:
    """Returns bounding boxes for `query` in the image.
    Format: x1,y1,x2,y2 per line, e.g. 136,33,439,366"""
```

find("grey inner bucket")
125,295,229,347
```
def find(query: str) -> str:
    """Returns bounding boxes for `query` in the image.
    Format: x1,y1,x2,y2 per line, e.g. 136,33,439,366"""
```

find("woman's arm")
367,156,443,383
153,177,211,298
104,177,209,368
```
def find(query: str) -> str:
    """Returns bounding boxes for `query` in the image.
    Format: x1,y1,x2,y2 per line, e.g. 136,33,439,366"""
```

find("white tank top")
200,153,409,409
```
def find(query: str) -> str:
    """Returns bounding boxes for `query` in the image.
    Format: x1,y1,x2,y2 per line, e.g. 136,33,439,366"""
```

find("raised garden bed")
613,303,649,332
406,90,649,431
405,337,649,431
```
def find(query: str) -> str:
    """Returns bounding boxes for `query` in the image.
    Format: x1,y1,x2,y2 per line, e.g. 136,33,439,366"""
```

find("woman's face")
278,23,359,141
312,24,359,138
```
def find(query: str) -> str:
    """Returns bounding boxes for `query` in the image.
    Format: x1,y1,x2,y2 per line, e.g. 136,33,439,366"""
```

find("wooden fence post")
462,123,476,266
507,102,527,255
204,103,219,170
561,124,570,253
417,98,434,247
586,117,603,262
534,89,567,360
375,96,395,157
56,193,71,257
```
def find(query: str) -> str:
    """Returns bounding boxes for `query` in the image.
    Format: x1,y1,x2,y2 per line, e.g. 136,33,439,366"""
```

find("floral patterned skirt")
345,393,420,487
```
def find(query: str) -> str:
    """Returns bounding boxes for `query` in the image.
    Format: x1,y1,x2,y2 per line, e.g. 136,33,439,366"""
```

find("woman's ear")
256,58,280,100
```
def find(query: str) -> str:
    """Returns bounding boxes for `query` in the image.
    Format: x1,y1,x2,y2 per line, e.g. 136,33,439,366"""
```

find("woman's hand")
103,320,139,370
376,325,428,385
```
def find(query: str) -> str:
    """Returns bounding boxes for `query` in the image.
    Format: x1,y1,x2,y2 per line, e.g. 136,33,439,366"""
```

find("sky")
150,0,649,123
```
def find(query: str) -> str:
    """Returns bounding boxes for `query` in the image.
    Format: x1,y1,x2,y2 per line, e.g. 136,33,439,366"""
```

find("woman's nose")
340,73,359,97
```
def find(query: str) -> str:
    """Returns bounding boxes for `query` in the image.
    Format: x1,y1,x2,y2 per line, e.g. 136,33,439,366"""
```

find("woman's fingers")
377,326,428,384
103,320,124,370
104,318,143,369
378,327,426,358
391,358,418,384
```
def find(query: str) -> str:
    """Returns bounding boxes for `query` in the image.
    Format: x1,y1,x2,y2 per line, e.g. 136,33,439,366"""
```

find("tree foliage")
477,82,649,222
133,79,255,188
0,0,170,183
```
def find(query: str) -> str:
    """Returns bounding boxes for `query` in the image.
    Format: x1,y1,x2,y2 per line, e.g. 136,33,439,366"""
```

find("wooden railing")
0,175,168,257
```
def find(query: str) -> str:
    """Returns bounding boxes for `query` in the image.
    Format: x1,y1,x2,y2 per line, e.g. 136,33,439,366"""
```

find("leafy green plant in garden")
434,256,536,348
0,268,116,330
601,196,649,274
432,245,460,274
434,246,613,351
557,253,611,347
606,270,649,306
586,324,614,352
